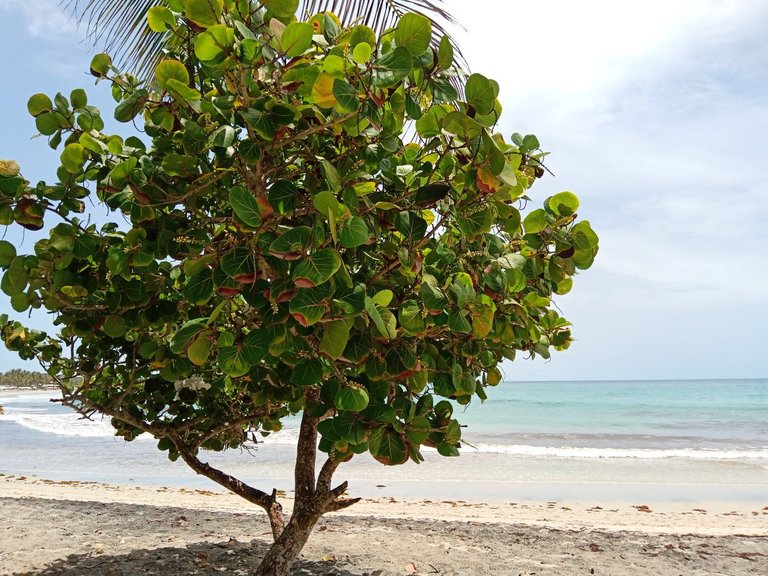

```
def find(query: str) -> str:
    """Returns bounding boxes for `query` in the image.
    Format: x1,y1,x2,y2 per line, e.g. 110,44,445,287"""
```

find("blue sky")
0,0,766,380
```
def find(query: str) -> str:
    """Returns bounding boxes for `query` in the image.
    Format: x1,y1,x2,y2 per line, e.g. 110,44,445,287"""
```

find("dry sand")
1,475,766,575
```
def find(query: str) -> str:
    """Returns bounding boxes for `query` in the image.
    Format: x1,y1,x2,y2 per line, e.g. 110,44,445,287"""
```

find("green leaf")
262,0,298,18
60,143,86,174
170,318,209,353
394,13,432,56
166,79,202,102
102,315,127,338
89,53,112,77
352,42,372,64
349,25,375,46
280,22,313,57
335,384,369,411
419,275,447,312
395,211,427,242
548,191,580,216
398,300,425,335
194,24,235,61
442,111,482,142
470,294,496,338
290,284,332,326
268,180,297,214
339,216,370,248
318,413,367,444
27,93,52,117
147,6,176,32
292,248,342,288
221,248,256,282
218,345,250,377
319,160,342,194
269,226,312,259
184,269,214,305
465,73,495,115
415,108,440,138
70,89,87,109
369,427,408,465
319,320,351,360
229,186,262,228
108,157,138,186
155,59,189,89
241,329,270,365
241,109,276,140
0,241,16,269
522,134,540,152
332,79,359,112
456,207,493,239
437,35,453,69
523,209,548,234
447,309,472,333
371,290,393,307
187,333,212,366
290,359,324,386
415,183,451,206
365,296,396,340
372,47,412,88
185,0,222,28
114,90,147,123
1,257,28,296
161,154,197,178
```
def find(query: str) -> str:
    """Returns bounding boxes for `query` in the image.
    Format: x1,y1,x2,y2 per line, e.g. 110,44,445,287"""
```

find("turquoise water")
1,379,766,501
454,379,768,454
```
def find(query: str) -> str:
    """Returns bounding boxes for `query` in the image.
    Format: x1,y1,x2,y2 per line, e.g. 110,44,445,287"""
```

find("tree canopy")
0,1,598,574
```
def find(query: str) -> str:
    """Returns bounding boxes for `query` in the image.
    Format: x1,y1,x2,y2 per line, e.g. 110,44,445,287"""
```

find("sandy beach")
1,474,766,575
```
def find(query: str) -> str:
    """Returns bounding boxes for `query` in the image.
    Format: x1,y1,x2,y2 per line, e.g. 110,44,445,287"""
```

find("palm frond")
299,0,467,71
64,0,168,80
63,0,466,80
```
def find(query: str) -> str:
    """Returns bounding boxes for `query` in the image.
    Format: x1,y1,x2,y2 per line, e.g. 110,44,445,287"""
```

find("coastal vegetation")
0,368,56,389
0,1,597,574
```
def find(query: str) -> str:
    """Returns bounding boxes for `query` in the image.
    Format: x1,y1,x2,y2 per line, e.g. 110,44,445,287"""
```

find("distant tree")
0,368,56,388
0,2,598,574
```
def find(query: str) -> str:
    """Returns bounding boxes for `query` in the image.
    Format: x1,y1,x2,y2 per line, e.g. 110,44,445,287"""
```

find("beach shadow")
17,539,379,576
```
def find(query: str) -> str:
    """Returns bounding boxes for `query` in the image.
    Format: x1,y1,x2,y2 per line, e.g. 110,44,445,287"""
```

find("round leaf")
194,24,235,61
147,6,176,32
89,53,112,77
185,0,223,28
292,248,342,287
394,13,432,56
281,22,313,57
27,93,52,117
229,186,262,228
155,60,190,89
465,73,495,115
334,384,369,411
0,240,16,268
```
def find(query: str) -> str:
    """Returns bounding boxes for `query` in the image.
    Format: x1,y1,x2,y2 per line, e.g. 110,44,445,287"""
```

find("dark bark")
254,388,360,576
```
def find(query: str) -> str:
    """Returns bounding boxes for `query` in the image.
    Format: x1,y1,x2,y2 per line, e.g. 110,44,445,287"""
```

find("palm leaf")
299,0,467,69
63,0,466,80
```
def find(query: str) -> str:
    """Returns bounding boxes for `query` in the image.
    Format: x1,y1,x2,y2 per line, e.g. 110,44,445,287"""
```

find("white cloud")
0,0,77,38
445,1,768,377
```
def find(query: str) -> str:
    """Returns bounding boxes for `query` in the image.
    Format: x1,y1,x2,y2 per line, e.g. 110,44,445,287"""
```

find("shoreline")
1,475,766,576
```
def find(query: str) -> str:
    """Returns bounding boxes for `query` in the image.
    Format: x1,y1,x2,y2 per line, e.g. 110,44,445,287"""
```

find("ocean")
1,379,766,502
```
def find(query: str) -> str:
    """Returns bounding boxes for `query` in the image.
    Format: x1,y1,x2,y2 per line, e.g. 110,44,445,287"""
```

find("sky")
0,0,766,381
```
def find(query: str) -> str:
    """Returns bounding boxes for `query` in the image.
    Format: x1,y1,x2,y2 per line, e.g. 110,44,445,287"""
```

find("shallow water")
1,380,766,502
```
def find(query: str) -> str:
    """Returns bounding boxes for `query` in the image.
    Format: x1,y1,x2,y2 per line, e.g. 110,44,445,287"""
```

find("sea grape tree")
0,1,598,574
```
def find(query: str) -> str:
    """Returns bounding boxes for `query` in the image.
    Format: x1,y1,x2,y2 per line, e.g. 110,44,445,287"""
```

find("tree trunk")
254,507,322,576
253,388,359,576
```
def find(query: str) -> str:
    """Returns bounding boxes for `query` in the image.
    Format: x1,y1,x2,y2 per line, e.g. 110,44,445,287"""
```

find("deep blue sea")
2,379,767,501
